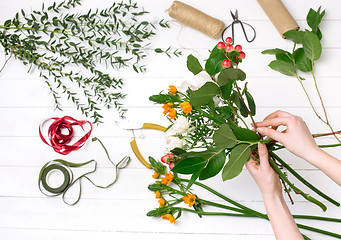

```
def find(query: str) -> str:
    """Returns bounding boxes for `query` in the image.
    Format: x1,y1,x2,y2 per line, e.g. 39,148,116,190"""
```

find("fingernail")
257,127,264,133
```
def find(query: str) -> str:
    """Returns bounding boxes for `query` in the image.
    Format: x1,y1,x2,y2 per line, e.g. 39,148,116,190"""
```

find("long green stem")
172,207,254,217
268,158,327,211
178,178,341,239
270,152,340,207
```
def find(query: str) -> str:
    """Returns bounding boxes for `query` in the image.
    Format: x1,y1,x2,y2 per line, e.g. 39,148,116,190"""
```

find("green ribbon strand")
38,137,130,205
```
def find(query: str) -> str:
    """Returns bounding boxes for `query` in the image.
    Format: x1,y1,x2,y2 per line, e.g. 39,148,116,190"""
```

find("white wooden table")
0,0,340,239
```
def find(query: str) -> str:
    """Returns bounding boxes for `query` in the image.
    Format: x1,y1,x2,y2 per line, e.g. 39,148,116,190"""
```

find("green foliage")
263,7,324,79
149,157,167,175
303,31,322,60
190,82,220,107
268,60,296,76
0,0,180,123
222,144,251,181
187,54,203,75
199,149,226,180
213,124,238,149
171,157,206,174
205,46,226,76
217,68,246,86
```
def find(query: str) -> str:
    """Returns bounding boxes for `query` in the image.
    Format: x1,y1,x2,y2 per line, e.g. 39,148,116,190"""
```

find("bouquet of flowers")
146,7,341,239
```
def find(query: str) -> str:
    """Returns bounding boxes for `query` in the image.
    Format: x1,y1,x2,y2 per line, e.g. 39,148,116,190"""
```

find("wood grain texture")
0,0,340,239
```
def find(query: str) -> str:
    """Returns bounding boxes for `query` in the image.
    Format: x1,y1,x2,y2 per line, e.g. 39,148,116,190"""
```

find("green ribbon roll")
38,137,130,205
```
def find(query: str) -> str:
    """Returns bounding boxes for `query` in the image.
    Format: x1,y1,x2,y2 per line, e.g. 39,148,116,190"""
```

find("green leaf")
213,124,238,149
149,94,179,104
245,90,256,116
283,30,305,44
171,157,206,174
217,68,246,86
149,157,167,175
222,144,251,181
154,48,163,53
199,149,226,180
230,91,248,117
276,52,293,63
147,207,168,217
307,7,325,34
187,170,201,190
293,48,313,72
261,48,289,55
205,46,225,75
268,60,296,76
171,148,187,156
303,31,322,61
190,82,219,107
231,126,260,141
220,80,233,100
187,54,203,75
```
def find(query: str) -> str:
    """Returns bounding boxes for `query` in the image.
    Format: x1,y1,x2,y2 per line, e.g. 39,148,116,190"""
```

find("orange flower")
158,198,165,206
167,108,177,119
180,102,192,115
152,171,160,179
161,171,174,185
155,191,161,199
162,104,177,119
161,214,175,224
183,193,196,207
168,85,177,95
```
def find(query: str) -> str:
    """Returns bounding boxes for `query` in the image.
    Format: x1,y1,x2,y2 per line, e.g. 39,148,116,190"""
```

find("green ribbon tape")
38,137,130,205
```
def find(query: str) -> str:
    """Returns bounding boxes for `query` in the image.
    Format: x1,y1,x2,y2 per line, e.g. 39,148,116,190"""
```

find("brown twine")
168,1,225,39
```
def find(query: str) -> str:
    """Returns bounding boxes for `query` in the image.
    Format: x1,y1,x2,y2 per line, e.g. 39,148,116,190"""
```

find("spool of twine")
168,1,225,39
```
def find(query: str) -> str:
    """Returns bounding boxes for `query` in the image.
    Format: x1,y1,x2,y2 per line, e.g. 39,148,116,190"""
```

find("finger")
255,117,290,128
263,110,293,120
245,158,257,175
257,143,270,169
257,127,284,142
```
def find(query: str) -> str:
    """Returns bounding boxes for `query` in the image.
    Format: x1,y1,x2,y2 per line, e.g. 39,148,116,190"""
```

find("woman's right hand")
254,110,320,160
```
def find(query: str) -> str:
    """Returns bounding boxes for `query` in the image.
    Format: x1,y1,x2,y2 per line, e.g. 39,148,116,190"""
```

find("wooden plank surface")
0,0,340,239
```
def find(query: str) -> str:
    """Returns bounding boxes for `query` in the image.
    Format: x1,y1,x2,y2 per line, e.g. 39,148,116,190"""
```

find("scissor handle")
142,123,167,132
130,139,152,169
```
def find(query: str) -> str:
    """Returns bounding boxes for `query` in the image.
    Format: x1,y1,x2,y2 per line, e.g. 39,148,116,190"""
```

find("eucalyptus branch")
0,0,180,123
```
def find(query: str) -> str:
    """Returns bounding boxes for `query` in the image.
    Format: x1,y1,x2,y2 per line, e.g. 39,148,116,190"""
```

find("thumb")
257,143,269,168
257,127,284,142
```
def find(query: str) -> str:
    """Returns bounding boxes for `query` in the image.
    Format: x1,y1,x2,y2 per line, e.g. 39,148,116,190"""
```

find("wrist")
262,190,284,203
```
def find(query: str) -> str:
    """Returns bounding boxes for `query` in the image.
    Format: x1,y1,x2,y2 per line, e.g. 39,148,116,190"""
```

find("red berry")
222,59,231,68
217,41,225,49
161,155,169,163
225,44,233,52
239,51,246,59
235,45,242,52
168,153,174,159
168,162,174,169
225,37,233,44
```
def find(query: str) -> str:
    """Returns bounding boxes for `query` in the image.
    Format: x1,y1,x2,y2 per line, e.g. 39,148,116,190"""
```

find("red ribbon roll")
39,116,92,155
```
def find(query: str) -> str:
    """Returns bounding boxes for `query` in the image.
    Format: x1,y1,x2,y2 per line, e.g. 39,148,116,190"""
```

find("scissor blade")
230,10,238,21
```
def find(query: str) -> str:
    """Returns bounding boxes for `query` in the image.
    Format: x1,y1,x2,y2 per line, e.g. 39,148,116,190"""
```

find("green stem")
268,157,327,211
198,198,247,214
177,178,341,239
270,152,340,207
172,207,254,217
296,74,327,124
293,215,341,222
193,107,225,125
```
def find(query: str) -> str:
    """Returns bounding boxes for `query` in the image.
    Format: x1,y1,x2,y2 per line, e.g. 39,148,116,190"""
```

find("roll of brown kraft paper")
168,1,225,39
257,0,299,36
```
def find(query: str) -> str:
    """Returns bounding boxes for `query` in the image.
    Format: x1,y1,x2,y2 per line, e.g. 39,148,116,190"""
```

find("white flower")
165,128,177,144
179,71,214,91
170,116,190,135
166,136,185,151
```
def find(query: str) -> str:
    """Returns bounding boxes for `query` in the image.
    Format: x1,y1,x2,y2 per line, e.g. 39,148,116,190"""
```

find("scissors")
222,10,256,45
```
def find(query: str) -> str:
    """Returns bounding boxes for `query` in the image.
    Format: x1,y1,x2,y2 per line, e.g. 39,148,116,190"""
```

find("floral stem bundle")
147,6,340,239
147,164,341,239
0,0,181,123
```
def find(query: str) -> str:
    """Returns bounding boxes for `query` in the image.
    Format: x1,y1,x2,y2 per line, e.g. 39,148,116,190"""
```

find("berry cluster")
217,37,246,68
161,153,175,169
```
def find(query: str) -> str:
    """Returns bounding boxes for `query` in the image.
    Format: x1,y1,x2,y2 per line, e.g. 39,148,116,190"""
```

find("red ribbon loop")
39,116,92,155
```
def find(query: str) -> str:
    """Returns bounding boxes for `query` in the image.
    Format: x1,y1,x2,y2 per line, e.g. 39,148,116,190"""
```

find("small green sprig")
0,0,181,123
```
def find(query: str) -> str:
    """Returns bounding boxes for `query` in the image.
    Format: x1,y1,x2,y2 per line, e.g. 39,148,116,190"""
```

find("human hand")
254,110,320,160
245,143,282,198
